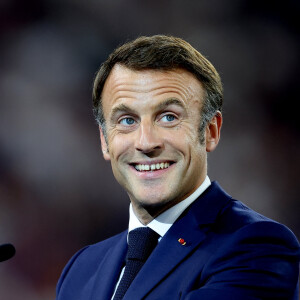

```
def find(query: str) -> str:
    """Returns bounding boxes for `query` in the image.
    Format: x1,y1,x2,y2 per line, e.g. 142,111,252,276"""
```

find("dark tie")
113,227,159,300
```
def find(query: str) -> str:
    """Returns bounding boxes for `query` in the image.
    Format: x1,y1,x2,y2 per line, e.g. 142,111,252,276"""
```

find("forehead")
101,64,204,110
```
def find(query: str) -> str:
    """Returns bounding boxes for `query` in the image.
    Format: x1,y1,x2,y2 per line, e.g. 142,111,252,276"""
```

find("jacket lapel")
124,182,232,300
91,231,128,300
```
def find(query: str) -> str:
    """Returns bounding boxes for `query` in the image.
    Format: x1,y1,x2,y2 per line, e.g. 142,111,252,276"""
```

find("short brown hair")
92,35,223,143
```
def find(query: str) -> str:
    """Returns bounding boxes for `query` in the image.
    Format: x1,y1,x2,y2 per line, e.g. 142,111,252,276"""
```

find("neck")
130,188,203,225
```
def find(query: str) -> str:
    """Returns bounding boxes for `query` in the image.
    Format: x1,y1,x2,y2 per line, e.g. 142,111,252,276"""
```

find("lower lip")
130,164,174,179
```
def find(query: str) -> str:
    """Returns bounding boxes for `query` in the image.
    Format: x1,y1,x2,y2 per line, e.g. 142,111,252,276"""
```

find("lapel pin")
178,238,186,246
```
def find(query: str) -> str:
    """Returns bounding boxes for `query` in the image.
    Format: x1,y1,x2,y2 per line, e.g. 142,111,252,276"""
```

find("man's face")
100,65,217,221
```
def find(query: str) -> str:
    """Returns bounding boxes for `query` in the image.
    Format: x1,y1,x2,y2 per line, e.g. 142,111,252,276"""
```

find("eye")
161,114,176,122
119,117,135,125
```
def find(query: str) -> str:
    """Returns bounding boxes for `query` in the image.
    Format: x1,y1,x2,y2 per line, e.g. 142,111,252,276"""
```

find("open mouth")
132,162,174,172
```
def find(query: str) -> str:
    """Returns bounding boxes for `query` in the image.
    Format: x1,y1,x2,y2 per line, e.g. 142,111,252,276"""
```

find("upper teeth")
135,162,170,172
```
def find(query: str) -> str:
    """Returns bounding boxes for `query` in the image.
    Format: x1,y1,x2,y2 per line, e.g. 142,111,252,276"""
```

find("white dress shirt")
129,176,211,238
111,176,211,298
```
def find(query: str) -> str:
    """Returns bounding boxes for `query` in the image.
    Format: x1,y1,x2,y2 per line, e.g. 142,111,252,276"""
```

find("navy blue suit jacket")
56,182,300,299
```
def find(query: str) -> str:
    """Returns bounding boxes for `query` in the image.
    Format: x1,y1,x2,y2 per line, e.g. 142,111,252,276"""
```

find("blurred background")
0,0,299,299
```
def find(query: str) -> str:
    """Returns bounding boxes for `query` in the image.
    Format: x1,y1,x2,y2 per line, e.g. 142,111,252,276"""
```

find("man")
56,35,300,300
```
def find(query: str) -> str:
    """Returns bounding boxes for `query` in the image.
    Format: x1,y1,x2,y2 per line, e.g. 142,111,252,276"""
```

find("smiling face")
100,64,221,224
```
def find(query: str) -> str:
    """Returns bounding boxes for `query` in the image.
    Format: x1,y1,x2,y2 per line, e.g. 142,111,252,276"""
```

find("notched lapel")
123,182,232,300
189,181,232,226
123,216,207,299
91,232,128,300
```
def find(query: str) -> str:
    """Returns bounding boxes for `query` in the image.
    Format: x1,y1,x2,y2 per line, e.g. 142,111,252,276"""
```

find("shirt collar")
128,176,211,237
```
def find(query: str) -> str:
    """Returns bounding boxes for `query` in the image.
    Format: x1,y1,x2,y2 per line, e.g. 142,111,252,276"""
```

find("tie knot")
127,227,159,262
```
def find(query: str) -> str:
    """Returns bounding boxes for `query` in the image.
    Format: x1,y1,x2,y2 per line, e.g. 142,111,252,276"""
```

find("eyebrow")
156,98,185,111
110,103,137,121
110,98,185,121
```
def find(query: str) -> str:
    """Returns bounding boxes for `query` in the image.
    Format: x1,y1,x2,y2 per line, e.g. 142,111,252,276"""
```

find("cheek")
179,123,201,146
162,123,199,148
182,130,206,161
108,134,133,160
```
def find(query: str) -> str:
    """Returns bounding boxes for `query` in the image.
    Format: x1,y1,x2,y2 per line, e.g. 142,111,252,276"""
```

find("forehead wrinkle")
110,71,196,95
109,74,167,93
108,83,200,117
152,85,191,101
105,68,204,115
151,78,199,100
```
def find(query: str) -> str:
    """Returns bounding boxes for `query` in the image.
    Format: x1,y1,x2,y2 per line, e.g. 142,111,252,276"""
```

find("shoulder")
220,197,299,247
201,196,300,297
71,230,126,264
56,230,127,294
67,230,126,266
77,231,127,260
199,182,299,245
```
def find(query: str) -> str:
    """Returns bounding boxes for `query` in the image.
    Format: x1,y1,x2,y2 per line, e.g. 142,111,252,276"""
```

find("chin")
136,194,175,214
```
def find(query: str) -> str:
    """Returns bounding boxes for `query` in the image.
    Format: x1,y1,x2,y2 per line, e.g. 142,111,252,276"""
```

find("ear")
99,126,111,161
206,111,222,152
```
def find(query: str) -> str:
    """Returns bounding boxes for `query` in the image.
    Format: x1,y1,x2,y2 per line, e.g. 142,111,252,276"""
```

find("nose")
135,120,163,153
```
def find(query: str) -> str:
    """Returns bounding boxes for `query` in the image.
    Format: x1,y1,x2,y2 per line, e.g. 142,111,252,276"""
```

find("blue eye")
161,114,176,122
120,117,135,125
